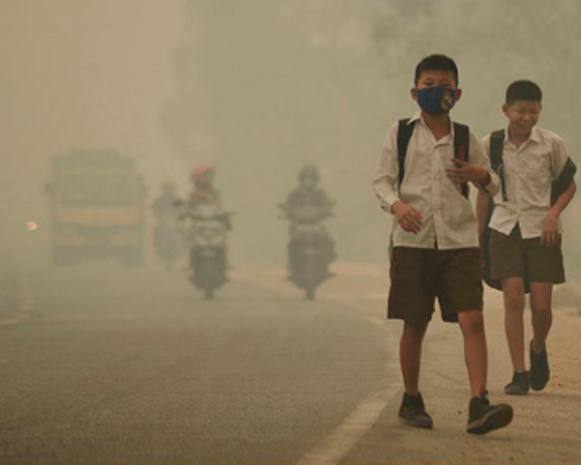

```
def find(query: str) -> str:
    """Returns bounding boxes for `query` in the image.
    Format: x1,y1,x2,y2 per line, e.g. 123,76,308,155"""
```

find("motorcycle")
281,204,335,300
182,204,230,300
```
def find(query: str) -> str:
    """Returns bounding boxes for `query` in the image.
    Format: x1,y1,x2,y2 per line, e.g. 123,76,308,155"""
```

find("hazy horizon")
3,1,580,269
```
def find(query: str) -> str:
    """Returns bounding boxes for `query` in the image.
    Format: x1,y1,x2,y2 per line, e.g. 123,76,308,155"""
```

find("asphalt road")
2,260,581,465
0,263,392,465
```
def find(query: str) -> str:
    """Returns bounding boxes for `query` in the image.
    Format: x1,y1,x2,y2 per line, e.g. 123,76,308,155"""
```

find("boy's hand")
446,159,491,188
392,201,422,234
541,211,560,246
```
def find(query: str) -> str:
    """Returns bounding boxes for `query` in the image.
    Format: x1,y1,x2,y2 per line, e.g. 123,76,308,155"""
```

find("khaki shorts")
490,225,565,284
388,247,483,325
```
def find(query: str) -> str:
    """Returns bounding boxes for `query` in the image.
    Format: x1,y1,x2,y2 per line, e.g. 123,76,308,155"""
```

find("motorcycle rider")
280,165,336,279
185,164,231,279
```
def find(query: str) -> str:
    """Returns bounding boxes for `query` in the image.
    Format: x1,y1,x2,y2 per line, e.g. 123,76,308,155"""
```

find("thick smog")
1,2,580,464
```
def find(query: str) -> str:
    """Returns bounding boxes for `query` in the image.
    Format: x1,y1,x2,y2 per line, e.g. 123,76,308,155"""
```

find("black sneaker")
504,371,530,395
530,341,550,391
467,393,513,435
398,393,433,429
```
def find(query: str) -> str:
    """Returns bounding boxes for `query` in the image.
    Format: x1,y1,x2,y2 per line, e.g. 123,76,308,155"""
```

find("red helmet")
190,163,215,181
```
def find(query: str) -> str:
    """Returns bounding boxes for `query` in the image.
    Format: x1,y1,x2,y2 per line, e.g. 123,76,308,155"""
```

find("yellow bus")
47,150,147,265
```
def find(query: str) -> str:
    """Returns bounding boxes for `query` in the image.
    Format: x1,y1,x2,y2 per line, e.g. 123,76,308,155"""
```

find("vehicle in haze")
279,165,336,300
46,149,147,266
182,203,230,300
282,205,335,300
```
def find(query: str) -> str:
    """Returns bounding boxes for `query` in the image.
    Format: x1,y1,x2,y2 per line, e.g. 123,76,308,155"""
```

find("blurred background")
2,0,580,268
2,3,581,464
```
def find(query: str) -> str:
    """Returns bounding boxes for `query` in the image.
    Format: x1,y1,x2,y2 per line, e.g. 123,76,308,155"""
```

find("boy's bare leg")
460,310,514,435
529,282,553,350
502,277,526,372
400,321,429,396
458,310,487,397
528,282,552,391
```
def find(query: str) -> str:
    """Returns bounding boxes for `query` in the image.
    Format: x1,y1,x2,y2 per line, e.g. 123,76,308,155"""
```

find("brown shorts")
388,247,483,324
490,225,565,284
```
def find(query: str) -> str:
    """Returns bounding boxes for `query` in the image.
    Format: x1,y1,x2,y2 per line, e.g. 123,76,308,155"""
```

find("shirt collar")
529,127,541,143
411,112,455,139
504,126,541,144
408,112,423,125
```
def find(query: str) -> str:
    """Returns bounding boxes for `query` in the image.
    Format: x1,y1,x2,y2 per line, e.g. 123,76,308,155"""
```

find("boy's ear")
502,103,509,116
454,88,462,102
410,88,418,101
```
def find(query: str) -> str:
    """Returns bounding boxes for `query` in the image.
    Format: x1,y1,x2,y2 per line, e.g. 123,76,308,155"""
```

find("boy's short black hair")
414,54,459,86
505,80,542,104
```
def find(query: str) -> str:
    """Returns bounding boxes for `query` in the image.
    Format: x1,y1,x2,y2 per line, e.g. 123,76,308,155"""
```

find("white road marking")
294,315,401,465
294,394,390,465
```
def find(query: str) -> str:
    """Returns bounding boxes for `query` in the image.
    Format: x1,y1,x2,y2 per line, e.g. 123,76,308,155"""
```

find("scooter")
183,204,230,300
288,222,333,300
281,204,335,300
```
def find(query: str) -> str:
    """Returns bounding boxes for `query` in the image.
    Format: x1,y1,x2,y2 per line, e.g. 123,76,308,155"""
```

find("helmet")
191,163,215,181
299,164,319,181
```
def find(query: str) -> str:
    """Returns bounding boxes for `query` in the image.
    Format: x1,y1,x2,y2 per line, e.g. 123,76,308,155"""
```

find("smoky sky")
3,1,580,267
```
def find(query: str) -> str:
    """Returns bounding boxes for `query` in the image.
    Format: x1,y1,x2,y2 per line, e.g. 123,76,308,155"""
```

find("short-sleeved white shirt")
483,127,569,239
373,113,499,250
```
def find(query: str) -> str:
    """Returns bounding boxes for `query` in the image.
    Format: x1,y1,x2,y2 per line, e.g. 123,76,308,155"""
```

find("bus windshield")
59,174,138,207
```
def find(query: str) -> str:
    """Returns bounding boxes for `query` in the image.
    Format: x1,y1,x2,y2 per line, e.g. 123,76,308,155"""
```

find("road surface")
1,261,580,464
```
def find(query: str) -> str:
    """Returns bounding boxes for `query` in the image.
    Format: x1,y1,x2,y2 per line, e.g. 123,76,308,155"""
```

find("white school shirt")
483,127,570,239
373,113,499,250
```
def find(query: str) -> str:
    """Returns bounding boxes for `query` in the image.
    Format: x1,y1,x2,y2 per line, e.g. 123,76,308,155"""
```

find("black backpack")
481,129,577,292
397,118,471,198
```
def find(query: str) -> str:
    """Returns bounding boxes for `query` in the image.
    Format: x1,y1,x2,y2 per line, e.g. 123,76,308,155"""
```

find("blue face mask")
416,86,457,115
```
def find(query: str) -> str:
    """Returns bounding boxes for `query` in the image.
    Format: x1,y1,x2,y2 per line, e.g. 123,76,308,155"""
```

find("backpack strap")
490,129,507,201
453,122,470,198
397,118,415,188
482,129,506,293
551,157,577,204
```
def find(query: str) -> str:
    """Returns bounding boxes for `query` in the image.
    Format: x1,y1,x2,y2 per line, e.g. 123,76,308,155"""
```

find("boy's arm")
469,134,499,195
551,180,577,216
541,134,576,245
542,180,576,246
372,124,422,233
550,134,570,180
476,191,492,247
446,134,499,195
372,124,400,213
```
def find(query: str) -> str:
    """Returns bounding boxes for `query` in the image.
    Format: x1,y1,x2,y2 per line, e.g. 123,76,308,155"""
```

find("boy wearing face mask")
478,80,577,396
373,54,513,435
